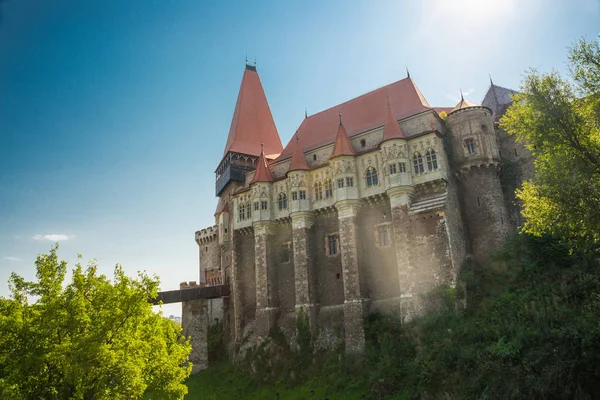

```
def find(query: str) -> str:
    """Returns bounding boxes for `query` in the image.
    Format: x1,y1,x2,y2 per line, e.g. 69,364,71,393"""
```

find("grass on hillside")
185,361,369,400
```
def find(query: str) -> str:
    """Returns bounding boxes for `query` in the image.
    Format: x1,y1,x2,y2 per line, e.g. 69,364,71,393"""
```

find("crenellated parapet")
195,225,218,245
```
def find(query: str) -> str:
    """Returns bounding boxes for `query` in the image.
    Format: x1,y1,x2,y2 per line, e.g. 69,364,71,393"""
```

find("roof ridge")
300,76,426,122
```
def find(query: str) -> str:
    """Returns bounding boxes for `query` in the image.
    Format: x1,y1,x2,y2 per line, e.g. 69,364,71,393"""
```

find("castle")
184,63,533,369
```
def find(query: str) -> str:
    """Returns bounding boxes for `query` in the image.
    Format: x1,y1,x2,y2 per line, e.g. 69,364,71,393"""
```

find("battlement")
195,225,218,244
180,281,200,289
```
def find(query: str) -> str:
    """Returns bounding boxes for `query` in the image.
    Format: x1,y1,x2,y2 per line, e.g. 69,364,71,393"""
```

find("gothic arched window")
366,167,378,187
278,193,287,210
426,149,438,171
413,153,424,174
314,181,323,200
324,179,333,199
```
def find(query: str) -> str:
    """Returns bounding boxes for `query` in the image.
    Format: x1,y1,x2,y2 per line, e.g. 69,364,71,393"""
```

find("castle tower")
329,117,365,353
446,96,509,265
378,101,415,318
210,63,283,346
287,134,319,332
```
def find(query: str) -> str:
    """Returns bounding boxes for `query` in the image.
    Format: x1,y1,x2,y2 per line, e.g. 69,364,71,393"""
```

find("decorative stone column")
387,186,415,321
253,221,278,337
335,200,365,354
291,211,318,332
180,281,209,374
230,231,243,346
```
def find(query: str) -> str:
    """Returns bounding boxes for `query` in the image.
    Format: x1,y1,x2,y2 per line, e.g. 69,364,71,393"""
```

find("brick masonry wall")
356,199,399,314
181,282,208,374
312,211,344,307
459,167,510,266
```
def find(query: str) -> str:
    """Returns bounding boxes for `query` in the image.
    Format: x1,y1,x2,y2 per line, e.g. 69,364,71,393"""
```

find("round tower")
446,97,509,265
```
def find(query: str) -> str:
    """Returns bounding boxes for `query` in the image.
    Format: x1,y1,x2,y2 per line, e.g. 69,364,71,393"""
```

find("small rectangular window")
292,191,298,201
389,163,397,175
337,178,344,188
327,234,339,256
254,202,259,211
398,162,406,173
280,242,291,264
299,190,306,200
377,225,390,247
346,177,354,187
261,201,268,210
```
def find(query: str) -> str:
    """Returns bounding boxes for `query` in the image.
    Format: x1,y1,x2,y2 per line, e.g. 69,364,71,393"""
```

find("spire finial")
296,130,299,141
305,107,308,119
489,73,494,86
245,54,248,65
339,113,342,126
254,58,257,67
261,142,264,154
386,94,391,107
406,67,410,78
460,89,464,101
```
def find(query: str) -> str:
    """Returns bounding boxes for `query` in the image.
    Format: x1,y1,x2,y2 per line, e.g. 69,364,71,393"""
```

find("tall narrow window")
299,190,306,200
325,179,333,199
246,203,252,219
337,178,344,188
366,167,378,187
389,163,397,175
278,193,287,210
346,177,354,187
398,162,406,173
254,202,259,211
413,153,424,174
314,181,323,200
426,149,438,171
239,206,244,221
260,201,268,210
465,139,476,154
292,191,298,201
377,225,390,247
327,234,339,256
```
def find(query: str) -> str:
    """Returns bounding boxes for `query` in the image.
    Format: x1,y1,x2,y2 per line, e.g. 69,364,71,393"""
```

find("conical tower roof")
288,132,310,172
450,94,481,114
223,64,283,157
250,147,274,184
381,100,406,142
330,117,355,158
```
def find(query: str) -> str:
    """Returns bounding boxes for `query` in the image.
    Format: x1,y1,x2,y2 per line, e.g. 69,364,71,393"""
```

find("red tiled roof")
223,65,283,157
250,149,274,183
382,103,406,142
214,201,229,216
330,120,355,158
288,133,310,171
277,77,431,161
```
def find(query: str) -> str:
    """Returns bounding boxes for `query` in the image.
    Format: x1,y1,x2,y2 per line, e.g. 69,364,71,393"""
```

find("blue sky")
0,0,598,316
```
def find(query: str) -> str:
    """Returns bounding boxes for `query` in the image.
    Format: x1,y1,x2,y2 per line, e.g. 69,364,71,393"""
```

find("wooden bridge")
151,284,230,305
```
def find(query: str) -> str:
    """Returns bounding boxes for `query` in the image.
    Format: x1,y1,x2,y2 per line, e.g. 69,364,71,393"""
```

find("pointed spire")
489,73,494,86
460,89,464,101
250,146,274,183
223,65,283,157
288,131,310,172
330,115,355,158
406,67,410,78
382,98,406,142
304,107,308,119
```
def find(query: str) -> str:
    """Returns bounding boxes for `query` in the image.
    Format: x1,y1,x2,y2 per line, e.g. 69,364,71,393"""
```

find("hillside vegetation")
187,234,600,399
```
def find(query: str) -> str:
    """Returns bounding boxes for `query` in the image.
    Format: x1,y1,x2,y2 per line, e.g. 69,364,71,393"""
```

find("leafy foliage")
0,245,192,400
500,37,600,247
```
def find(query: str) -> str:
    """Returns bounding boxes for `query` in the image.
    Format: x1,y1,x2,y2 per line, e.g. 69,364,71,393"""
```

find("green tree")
0,245,192,400
500,37,600,248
